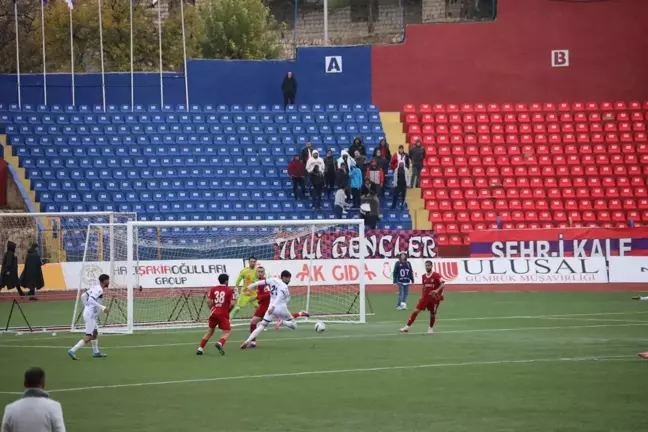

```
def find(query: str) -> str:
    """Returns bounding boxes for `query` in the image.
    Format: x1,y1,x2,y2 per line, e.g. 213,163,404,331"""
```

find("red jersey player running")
196,274,235,356
400,260,445,334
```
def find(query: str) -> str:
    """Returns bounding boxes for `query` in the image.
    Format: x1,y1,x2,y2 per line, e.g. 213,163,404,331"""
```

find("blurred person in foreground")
1,367,66,432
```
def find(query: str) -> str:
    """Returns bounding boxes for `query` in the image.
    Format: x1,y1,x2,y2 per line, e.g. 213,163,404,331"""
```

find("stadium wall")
0,46,371,107
372,0,648,109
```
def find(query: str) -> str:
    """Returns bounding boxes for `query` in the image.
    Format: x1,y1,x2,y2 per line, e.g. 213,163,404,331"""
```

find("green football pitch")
1,291,647,432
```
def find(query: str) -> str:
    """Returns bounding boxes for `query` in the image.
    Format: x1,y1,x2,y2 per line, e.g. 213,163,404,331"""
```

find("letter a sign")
325,56,343,74
551,50,569,67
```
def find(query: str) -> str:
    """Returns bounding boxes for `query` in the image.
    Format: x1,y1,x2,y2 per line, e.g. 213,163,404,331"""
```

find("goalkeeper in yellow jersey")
230,256,259,319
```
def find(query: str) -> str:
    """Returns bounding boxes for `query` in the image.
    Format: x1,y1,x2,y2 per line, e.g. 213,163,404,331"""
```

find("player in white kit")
241,270,297,349
68,274,111,360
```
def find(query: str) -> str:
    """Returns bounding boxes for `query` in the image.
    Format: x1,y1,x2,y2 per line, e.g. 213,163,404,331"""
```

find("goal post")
77,219,367,333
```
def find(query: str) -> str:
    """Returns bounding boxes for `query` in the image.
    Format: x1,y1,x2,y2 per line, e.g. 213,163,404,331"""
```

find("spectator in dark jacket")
0,241,19,294
335,162,350,189
324,149,337,198
391,161,410,210
281,72,297,109
409,140,426,188
20,243,44,300
354,150,368,172
365,158,385,197
309,165,325,210
348,137,366,157
361,191,380,229
300,141,314,164
373,149,390,197
287,155,307,199
374,138,392,162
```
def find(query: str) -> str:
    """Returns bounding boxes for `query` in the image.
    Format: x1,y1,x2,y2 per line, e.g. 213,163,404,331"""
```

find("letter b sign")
551,50,569,68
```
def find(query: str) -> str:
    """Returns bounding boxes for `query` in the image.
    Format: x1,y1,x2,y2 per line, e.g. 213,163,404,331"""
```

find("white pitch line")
1,322,647,350
538,317,648,324
0,354,633,396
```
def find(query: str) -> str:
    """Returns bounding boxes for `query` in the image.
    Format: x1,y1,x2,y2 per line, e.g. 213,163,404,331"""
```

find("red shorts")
208,315,231,331
253,304,269,318
416,294,443,313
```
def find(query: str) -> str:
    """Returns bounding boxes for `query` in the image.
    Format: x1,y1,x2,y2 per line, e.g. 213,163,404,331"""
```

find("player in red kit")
400,260,445,334
196,274,235,356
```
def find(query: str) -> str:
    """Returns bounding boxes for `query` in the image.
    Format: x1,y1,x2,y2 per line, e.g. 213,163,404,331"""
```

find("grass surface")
0,291,647,432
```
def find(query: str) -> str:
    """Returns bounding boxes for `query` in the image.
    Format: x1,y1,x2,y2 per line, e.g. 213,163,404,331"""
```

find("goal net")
72,219,367,333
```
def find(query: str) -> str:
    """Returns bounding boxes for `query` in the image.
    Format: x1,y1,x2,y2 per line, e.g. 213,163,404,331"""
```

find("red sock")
291,312,302,318
199,338,208,349
407,311,419,327
429,314,436,328
250,322,256,334
218,337,227,347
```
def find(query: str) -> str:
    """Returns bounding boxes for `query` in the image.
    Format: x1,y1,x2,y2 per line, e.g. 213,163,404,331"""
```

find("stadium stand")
402,101,648,246
0,102,413,257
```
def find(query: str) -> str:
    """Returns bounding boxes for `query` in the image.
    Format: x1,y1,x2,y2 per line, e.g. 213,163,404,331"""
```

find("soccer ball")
314,321,326,333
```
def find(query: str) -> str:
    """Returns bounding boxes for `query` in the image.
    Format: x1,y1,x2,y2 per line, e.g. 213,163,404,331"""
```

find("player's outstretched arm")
86,295,108,313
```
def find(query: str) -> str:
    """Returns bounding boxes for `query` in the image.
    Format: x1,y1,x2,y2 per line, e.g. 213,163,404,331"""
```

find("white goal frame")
93,219,367,334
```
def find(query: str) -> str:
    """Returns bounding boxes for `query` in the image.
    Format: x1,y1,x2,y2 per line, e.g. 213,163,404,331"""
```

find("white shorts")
84,314,99,335
262,305,293,324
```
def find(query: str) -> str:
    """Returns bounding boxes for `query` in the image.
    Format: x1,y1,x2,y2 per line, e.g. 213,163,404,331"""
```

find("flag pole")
13,0,22,109
129,0,134,111
179,0,189,111
156,0,163,106
40,0,47,105
98,0,106,111
68,2,75,105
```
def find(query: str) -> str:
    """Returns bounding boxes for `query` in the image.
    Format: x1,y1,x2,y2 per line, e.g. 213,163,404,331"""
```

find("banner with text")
608,256,648,283
470,228,648,258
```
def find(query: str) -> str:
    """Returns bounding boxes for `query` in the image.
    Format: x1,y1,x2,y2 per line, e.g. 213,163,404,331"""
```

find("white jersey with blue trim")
265,278,291,309
82,284,105,318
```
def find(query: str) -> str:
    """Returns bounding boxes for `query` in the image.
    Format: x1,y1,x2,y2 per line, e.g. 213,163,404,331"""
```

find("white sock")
91,340,99,354
197,346,204,352
282,319,297,330
245,322,267,344
70,339,85,353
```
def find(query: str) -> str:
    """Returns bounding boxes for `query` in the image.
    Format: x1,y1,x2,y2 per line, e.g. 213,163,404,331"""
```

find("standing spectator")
393,252,414,310
361,191,380,229
374,138,392,162
365,159,385,197
390,145,410,171
1,367,66,432
354,150,368,172
306,149,325,173
287,155,306,199
350,164,363,208
409,140,426,188
20,243,44,300
337,149,356,170
391,161,410,210
0,241,19,295
309,165,324,210
349,137,366,157
334,188,351,219
335,162,350,189
324,149,337,198
361,177,373,197
281,72,297,109
373,149,390,198
300,141,314,164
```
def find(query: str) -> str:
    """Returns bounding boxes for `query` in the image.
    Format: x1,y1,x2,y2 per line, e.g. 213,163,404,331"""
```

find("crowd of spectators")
286,137,426,227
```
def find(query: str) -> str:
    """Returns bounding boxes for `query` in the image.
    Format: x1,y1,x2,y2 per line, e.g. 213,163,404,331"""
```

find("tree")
0,0,41,73
162,1,204,71
201,0,283,60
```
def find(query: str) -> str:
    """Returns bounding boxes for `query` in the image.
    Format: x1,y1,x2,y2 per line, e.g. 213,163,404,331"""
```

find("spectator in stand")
309,165,324,210
0,241,19,294
350,164,363,208
287,155,307,199
335,162,350,189
361,190,380,229
409,139,426,188
324,149,337,198
390,145,410,171
20,243,44,300
306,149,325,173
334,188,351,219
365,159,385,197
391,161,410,210
361,177,373,197
348,137,366,157
300,141,314,164
354,150,368,172
337,149,356,170
1,367,66,432
372,148,390,198
281,72,297,109
374,138,392,162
